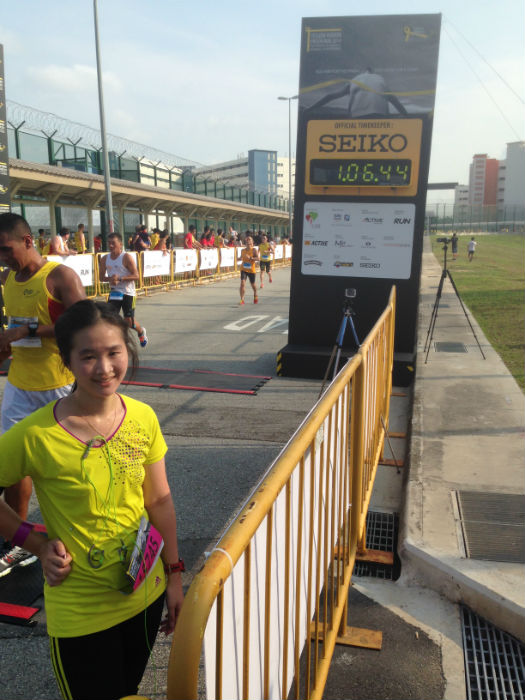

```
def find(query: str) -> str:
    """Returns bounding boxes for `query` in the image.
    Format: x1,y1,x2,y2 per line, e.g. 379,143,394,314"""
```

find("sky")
1,0,524,204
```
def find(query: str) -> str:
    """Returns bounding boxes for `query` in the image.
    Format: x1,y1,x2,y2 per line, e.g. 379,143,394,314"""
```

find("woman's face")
67,321,129,401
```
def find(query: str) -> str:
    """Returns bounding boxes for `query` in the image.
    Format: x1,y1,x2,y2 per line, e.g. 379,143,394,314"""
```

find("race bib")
109,290,124,301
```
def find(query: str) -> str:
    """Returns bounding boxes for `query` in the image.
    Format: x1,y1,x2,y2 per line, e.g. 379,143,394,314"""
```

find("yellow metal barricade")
44,253,99,299
95,252,110,298
197,248,220,284
216,247,237,280
167,288,396,700
140,250,173,295
172,248,199,287
80,254,98,299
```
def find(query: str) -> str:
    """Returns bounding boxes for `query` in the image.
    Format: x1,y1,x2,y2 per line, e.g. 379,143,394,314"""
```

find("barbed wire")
6,100,203,169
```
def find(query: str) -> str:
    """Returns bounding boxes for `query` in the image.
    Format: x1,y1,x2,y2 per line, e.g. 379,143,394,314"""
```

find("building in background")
454,184,470,219
194,149,278,195
501,141,525,211
276,155,296,198
468,153,499,209
452,143,524,226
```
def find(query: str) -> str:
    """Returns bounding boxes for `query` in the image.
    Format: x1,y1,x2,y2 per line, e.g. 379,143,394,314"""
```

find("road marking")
224,315,269,331
257,316,288,333
223,314,289,333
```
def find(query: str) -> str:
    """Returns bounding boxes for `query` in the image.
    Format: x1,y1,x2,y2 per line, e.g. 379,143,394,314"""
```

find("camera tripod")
423,239,485,363
319,294,361,398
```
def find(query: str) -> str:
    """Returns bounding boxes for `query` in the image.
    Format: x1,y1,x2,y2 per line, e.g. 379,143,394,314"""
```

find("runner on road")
258,233,275,288
99,232,148,347
239,236,259,305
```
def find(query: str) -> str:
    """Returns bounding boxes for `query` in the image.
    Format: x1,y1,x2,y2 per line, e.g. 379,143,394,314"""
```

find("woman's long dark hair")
55,300,139,384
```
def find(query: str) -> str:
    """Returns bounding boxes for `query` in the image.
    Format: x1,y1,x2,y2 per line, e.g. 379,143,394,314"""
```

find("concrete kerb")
400,537,525,642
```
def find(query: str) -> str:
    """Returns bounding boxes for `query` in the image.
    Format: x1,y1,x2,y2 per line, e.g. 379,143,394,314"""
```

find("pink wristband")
11,521,34,547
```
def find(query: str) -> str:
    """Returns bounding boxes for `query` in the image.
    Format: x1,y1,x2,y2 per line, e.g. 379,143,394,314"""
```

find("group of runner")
0,213,182,699
239,233,275,304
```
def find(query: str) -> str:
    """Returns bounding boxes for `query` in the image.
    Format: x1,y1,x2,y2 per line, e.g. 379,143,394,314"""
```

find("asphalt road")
0,267,448,700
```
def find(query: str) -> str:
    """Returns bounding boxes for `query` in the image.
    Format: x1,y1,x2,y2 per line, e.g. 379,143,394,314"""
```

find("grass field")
430,233,524,391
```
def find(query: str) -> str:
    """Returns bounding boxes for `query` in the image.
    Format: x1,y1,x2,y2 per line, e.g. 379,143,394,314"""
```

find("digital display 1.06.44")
310,158,412,187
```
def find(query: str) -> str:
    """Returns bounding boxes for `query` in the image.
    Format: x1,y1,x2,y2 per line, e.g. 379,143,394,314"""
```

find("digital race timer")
310,158,412,187
305,118,423,197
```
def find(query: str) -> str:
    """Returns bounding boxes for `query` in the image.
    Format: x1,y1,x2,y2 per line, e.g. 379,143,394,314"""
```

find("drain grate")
353,511,400,580
456,492,525,563
435,341,468,353
461,605,525,700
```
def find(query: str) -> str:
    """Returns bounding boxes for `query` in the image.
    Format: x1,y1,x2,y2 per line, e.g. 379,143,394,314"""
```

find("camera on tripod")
319,287,361,397
436,237,450,244
343,288,357,313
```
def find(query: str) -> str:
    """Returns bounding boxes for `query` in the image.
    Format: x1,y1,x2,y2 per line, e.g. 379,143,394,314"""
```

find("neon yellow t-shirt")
259,242,273,261
74,230,85,253
0,394,168,638
150,233,159,249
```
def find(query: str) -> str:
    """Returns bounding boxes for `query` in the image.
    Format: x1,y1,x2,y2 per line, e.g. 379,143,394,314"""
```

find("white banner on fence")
273,245,284,261
142,250,171,278
284,245,292,259
220,248,235,267
200,248,219,271
47,254,94,287
174,248,197,273
203,392,347,700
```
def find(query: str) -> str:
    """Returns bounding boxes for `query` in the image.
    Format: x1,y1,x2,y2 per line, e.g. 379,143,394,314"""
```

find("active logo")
362,217,383,224
304,240,328,246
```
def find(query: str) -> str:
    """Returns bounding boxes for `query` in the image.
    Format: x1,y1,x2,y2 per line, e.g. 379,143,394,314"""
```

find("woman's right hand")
39,538,72,587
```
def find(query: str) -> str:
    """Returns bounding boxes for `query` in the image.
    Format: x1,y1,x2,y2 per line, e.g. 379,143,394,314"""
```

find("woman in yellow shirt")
0,300,183,699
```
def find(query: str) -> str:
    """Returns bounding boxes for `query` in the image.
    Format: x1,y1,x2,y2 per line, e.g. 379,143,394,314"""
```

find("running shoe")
254,296,259,304
139,328,148,348
260,283,264,288
0,545,37,577
239,300,245,305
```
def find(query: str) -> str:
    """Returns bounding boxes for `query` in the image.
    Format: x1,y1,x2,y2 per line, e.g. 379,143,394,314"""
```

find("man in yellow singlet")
258,233,275,288
73,223,87,253
239,235,259,305
0,213,85,576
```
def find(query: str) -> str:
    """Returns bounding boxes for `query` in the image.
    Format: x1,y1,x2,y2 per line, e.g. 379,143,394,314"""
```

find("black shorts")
260,261,272,272
50,593,165,700
241,270,256,284
108,293,136,318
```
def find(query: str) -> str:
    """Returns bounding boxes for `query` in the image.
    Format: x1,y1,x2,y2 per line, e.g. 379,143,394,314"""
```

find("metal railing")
166,287,396,700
